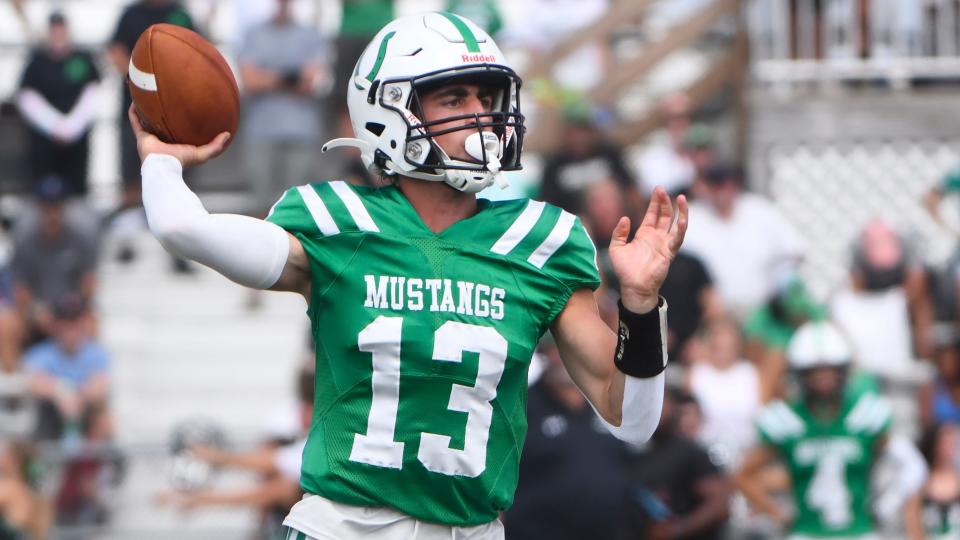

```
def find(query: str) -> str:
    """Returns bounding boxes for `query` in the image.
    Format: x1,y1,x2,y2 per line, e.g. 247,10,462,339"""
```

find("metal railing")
749,0,960,86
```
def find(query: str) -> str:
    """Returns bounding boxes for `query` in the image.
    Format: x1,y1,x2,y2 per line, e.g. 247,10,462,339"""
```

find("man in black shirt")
660,252,721,363
108,0,193,208
538,108,642,219
505,338,628,540
16,12,100,196
621,387,730,540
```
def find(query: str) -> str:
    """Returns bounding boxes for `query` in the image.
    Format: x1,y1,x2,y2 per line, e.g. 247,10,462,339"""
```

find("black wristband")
614,296,668,378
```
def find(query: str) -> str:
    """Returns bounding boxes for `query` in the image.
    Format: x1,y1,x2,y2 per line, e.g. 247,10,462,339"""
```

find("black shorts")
27,132,90,196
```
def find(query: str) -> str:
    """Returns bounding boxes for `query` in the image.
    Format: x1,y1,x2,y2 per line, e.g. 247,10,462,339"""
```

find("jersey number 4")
348,316,508,478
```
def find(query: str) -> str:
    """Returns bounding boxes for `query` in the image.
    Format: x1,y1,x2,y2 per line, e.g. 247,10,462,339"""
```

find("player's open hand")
609,187,688,313
128,104,230,168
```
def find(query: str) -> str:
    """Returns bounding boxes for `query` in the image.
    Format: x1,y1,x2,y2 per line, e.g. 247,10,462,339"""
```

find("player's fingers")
655,189,674,231
196,132,230,161
610,216,630,248
639,188,663,229
128,104,146,138
669,194,689,253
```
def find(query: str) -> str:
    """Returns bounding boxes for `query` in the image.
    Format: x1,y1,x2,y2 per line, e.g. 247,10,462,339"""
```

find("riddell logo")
462,53,497,63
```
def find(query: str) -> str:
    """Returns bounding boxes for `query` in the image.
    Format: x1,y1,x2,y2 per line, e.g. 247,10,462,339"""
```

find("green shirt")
340,0,395,37
756,392,892,538
267,182,599,526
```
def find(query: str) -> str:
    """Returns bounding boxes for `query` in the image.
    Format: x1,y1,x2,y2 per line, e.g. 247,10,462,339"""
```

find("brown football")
127,24,239,148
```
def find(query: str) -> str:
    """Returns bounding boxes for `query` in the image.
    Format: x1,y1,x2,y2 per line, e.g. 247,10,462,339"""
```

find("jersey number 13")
348,316,508,478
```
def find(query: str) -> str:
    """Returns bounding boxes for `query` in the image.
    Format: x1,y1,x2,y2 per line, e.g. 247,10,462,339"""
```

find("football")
127,24,239,148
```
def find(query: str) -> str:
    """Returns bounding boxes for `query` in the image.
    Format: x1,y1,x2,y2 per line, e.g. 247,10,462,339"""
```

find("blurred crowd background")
2,0,960,538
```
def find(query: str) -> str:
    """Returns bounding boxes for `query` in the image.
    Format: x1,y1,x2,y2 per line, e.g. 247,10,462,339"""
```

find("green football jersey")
266,181,600,526
756,392,892,538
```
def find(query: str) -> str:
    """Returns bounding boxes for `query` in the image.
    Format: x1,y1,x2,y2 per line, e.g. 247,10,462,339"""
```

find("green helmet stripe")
352,56,363,90
440,12,481,53
363,30,397,86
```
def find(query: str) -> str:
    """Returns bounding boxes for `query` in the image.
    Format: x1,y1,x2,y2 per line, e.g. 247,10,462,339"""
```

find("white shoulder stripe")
528,210,577,269
581,226,600,272
329,181,380,232
491,200,545,255
297,185,339,236
265,191,286,220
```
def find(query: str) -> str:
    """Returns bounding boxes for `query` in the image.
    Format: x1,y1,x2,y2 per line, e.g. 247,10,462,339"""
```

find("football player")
735,321,928,540
130,13,686,539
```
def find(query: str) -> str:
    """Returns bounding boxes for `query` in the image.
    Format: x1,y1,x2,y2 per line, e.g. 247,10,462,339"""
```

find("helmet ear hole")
390,140,397,149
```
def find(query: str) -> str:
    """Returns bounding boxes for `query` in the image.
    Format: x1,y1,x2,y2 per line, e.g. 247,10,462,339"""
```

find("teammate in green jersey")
131,12,688,539
735,321,927,540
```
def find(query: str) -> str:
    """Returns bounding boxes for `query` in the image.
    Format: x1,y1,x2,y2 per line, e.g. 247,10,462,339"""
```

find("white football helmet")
322,12,524,194
786,320,853,370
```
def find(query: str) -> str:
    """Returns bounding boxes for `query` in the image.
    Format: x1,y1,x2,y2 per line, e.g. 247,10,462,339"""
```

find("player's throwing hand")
610,187,689,313
128,104,230,167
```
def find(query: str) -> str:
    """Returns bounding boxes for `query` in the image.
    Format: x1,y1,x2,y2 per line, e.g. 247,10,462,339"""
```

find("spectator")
580,179,630,322
0,224,18,373
11,177,98,350
24,295,109,441
108,0,194,210
687,317,761,469
682,124,717,200
918,335,960,429
924,165,960,237
621,386,730,539
923,166,960,327
673,385,707,442
16,12,100,197
743,277,825,402
238,0,329,216
636,93,697,198
0,442,46,540
659,251,721,364
832,219,934,380
681,163,804,319
538,105,641,218
157,365,313,537
919,423,960,538
225,0,275,46
504,338,628,540
330,0,395,137
54,401,124,526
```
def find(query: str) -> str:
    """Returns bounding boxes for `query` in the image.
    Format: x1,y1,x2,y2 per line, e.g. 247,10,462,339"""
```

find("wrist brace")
615,297,668,378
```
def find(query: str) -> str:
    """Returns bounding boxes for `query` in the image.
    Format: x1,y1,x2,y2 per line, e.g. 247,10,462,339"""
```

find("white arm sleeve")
59,83,100,142
594,373,665,445
16,88,65,135
142,154,290,289
875,433,928,518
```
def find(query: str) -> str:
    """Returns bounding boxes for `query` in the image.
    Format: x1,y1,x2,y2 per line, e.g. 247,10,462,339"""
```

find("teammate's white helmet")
322,12,524,193
786,321,853,370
